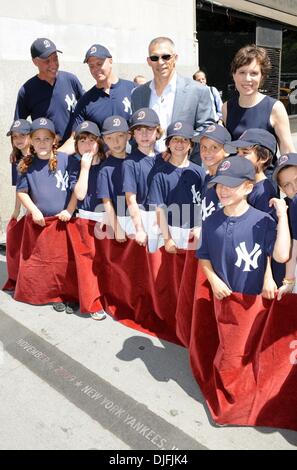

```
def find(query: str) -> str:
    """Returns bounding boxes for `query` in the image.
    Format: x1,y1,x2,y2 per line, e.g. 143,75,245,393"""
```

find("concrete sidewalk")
0,253,296,450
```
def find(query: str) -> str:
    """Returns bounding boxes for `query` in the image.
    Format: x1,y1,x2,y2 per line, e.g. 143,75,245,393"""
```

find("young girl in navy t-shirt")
17,117,77,225
71,121,105,216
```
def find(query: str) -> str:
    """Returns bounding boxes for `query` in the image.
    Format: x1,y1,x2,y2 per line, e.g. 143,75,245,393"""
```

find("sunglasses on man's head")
149,54,173,62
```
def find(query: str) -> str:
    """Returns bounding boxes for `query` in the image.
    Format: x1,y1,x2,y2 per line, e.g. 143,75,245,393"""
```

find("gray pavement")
0,253,296,450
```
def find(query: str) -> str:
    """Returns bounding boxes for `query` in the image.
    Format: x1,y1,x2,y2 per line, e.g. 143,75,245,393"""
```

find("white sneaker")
90,310,107,321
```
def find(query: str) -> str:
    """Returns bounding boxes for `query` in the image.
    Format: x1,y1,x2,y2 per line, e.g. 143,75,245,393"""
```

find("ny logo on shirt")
65,93,77,112
235,242,262,272
191,185,201,205
55,170,69,191
201,198,216,221
122,96,132,114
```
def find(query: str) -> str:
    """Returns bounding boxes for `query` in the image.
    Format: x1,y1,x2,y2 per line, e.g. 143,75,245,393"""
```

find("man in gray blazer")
131,37,215,163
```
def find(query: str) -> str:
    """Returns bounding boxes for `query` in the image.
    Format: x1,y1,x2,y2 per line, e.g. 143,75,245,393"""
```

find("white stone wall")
0,0,197,232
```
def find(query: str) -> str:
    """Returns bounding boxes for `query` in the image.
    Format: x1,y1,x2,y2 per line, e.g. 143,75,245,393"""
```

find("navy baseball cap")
7,119,31,136
272,153,297,181
75,121,101,137
84,44,112,63
130,108,160,130
30,117,56,134
208,155,255,188
101,116,129,135
224,128,277,155
166,121,194,141
31,38,62,59
193,123,231,145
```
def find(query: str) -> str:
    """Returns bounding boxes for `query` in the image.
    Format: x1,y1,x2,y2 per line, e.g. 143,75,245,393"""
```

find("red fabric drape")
3,215,297,431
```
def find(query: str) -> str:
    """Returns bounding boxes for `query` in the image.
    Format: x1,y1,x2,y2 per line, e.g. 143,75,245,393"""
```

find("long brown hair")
18,131,58,173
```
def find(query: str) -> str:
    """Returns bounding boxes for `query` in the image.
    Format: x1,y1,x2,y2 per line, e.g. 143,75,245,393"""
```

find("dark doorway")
196,2,256,101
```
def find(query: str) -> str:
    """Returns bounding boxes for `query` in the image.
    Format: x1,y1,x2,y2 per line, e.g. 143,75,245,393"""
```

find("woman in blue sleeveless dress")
222,44,295,155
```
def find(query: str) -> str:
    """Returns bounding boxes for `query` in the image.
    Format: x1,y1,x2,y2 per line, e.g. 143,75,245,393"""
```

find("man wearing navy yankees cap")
197,156,290,298
60,44,134,155
13,38,84,145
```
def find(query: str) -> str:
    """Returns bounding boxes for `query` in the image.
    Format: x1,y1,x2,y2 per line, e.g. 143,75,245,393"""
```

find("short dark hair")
230,44,271,84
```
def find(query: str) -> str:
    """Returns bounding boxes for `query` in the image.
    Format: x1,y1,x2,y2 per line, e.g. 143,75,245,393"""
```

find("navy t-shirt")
122,149,164,207
72,79,134,130
96,156,126,216
146,161,205,228
201,173,221,222
14,71,84,143
248,178,278,219
16,152,74,216
69,159,103,212
197,206,277,294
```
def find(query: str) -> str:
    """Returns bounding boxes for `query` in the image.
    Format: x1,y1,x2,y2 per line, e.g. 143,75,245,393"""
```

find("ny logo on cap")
90,46,97,54
279,155,289,165
39,118,48,126
137,111,146,120
206,124,216,133
44,40,51,48
220,160,231,172
173,122,182,131
13,120,21,128
113,118,121,127
81,122,89,129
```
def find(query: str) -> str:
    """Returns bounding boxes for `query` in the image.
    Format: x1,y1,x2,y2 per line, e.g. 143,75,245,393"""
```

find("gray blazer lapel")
141,82,152,107
171,75,187,122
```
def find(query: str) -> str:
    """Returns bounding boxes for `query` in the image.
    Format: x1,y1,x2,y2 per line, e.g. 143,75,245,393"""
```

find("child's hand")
11,209,20,220
115,227,127,243
165,238,177,254
269,197,288,218
277,283,295,301
31,209,45,227
261,276,277,299
80,152,94,170
189,227,201,249
135,229,147,247
56,210,72,222
211,277,232,300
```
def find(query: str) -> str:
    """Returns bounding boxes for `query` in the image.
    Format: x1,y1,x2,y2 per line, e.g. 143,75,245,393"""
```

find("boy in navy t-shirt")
122,107,163,247
197,156,290,298
96,115,130,243
273,154,297,299
194,124,231,222
225,128,278,217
